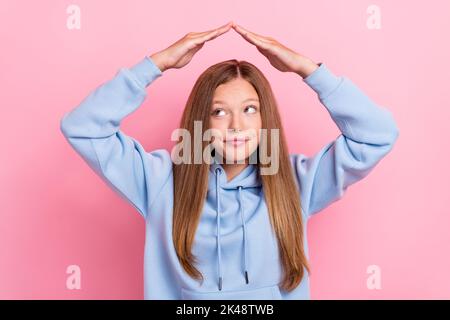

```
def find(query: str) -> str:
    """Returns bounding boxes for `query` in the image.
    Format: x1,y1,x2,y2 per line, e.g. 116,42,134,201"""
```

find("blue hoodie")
60,56,399,300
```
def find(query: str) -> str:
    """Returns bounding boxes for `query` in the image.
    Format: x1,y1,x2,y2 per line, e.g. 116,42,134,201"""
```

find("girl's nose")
230,115,243,132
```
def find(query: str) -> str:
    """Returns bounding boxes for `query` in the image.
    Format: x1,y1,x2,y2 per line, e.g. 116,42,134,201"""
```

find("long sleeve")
290,63,399,218
60,56,173,219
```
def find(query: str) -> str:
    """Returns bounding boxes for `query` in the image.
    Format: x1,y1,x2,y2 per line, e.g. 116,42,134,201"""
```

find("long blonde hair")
172,59,310,292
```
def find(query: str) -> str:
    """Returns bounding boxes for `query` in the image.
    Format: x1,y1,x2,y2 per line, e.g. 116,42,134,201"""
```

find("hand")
232,23,319,78
149,22,233,72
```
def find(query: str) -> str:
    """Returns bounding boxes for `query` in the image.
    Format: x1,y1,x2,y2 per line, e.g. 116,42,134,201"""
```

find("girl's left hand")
232,23,319,78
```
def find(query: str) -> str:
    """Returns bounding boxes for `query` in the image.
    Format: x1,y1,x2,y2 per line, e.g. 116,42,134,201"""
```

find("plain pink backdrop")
1,0,449,299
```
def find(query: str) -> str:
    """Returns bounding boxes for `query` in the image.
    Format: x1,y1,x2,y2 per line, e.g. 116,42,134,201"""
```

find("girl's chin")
216,150,254,163
213,140,258,162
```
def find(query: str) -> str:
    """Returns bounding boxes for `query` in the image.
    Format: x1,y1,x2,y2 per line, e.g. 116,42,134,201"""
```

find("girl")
60,21,399,300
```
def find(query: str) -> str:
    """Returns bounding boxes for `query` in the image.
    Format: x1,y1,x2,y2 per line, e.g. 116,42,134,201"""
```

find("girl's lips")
224,137,250,147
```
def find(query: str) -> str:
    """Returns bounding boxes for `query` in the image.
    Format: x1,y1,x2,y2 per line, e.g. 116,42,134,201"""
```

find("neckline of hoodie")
210,162,256,185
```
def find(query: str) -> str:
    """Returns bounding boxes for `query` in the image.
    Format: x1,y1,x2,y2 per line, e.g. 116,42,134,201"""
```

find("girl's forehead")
212,97,260,105
214,78,257,93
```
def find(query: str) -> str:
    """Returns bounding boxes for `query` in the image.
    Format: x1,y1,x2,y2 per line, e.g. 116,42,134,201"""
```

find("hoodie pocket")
181,284,282,300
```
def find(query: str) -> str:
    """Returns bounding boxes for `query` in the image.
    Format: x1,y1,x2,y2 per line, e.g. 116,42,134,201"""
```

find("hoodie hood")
208,156,262,291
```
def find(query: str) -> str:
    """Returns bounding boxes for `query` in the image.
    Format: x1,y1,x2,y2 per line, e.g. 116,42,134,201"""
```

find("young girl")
60,21,399,300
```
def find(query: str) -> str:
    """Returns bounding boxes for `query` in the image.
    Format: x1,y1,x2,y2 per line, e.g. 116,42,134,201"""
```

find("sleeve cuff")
128,56,163,88
303,63,343,100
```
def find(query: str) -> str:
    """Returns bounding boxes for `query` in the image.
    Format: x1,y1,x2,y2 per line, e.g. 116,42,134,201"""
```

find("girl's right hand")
149,21,234,72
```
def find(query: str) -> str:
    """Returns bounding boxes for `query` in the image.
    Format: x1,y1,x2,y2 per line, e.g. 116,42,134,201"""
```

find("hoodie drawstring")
215,168,223,291
215,168,250,291
238,186,249,285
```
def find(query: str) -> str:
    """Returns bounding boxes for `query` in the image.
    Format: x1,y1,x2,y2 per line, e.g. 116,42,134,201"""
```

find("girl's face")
209,78,262,163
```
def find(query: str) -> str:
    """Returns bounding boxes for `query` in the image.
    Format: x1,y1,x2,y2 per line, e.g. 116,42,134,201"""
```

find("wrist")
149,52,167,73
294,56,319,79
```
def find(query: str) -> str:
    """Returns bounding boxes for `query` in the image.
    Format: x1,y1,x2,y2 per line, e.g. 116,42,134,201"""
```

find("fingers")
232,24,271,50
202,24,232,41
186,22,233,48
192,21,233,43
232,24,268,41
200,21,233,36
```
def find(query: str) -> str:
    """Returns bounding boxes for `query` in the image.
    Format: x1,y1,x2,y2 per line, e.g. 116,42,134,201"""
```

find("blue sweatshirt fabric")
60,56,399,300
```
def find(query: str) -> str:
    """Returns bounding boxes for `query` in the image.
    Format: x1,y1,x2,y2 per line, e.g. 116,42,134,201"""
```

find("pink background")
1,0,449,299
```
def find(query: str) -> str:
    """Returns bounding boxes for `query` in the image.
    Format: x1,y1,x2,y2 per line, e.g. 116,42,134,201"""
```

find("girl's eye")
212,109,226,117
211,106,258,117
245,105,258,113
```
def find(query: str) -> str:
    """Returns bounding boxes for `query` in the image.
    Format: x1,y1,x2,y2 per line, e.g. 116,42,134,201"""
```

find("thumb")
191,42,204,54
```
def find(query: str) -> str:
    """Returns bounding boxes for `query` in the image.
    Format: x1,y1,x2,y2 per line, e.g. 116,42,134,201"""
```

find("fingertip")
221,21,231,28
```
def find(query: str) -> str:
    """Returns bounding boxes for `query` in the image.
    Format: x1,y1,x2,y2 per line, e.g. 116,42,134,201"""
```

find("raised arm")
232,23,399,218
290,63,399,217
60,56,172,219
60,22,234,219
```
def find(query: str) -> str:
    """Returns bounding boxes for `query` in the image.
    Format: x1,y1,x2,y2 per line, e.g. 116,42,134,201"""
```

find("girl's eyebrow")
212,98,260,104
